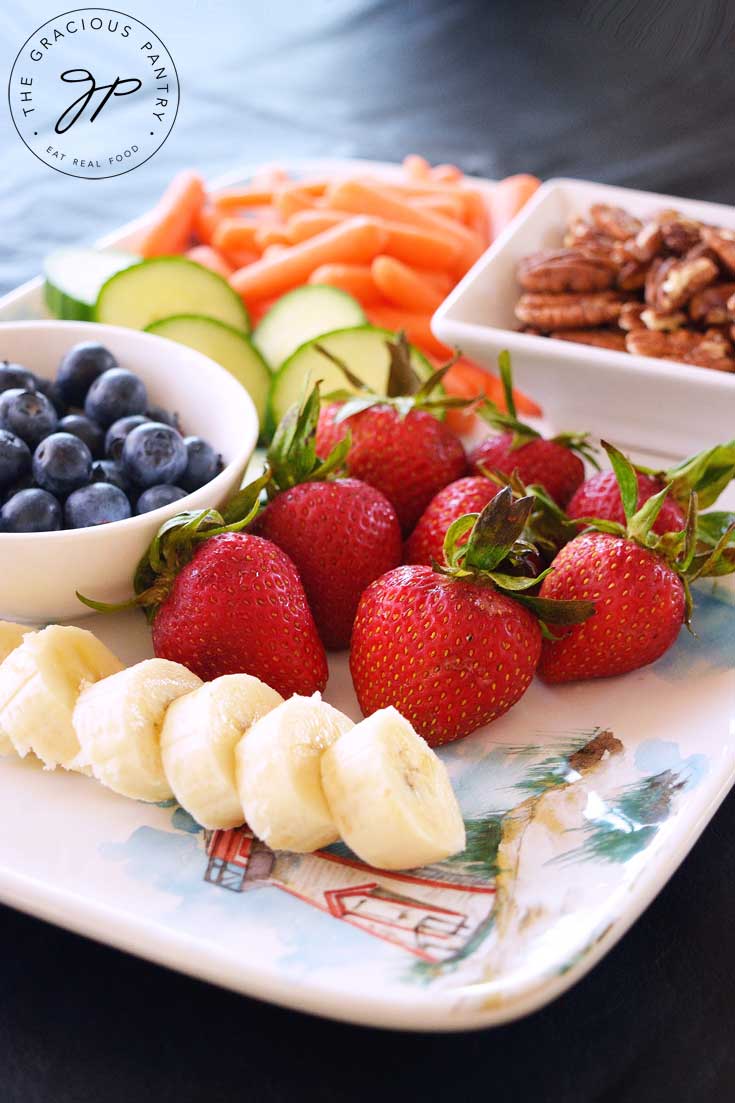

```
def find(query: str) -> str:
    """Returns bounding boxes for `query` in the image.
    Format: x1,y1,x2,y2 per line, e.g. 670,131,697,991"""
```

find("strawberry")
468,352,597,506
151,532,328,696
404,476,500,566
256,385,402,649
80,472,328,698
314,334,468,534
538,443,735,683
567,438,735,534
350,488,593,745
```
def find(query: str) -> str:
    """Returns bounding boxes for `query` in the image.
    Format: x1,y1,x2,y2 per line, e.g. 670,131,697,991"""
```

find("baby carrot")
365,305,453,359
212,187,275,213
287,209,349,243
413,193,466,221
185,245,234,279
431,163,463,183
462,189,490,244
380,221,461,269
138,170,206,257
212,219,261,254
254,224,292,250
488,174,541,239
230,217,389,302
220,246,260,269
193,203,221,246
308,263,382,305
274,185,318,219
418,269,453,295
371,256,445,313
403,154,432,180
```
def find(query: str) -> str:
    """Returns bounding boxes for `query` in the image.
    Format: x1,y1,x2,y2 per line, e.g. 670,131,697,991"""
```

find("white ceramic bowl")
433,178,735,458
0,321,259,622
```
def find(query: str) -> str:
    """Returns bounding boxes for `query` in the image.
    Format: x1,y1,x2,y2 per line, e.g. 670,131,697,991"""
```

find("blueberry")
90,459,132,495
1,488,62,532
1,389,58,448
84,368,147,429
180,436,222,492
0,389,24,424
58,414,105,459
36,377,67,417
0,430,31,490
64,483,131,528
146,405,180,430
104,414,149,461
33,432,92,497
136,484,188,514
121,423,187,489
57,342,118,407
0,362,37,394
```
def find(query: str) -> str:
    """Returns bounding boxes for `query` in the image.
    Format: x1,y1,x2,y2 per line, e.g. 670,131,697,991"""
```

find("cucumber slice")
44,248,139,321
253,285,365,369
268,325,432,435
145,315,270,428
96,257,250,334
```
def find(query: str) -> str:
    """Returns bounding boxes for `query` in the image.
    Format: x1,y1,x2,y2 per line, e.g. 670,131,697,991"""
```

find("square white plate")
433,178,735,458
0,162,733,1032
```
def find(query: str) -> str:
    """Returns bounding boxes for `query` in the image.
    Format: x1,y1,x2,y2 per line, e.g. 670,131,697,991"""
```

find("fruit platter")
0,158,733,1032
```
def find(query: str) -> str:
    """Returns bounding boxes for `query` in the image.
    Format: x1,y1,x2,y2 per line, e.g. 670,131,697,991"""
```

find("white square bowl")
433,178,735,458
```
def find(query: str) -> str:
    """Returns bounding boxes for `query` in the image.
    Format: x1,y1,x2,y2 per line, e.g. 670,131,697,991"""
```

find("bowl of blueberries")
0,320,259,621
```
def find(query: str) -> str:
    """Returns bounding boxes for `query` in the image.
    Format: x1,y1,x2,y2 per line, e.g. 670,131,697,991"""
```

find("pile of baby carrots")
135,155,542,428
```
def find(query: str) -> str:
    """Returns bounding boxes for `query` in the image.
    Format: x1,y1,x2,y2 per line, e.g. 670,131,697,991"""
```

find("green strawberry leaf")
665,440,735,509
511,593,596,625
696,510,735,547
627,481,673,545
602,440,639,522
267,382,349,490
463,488,534,572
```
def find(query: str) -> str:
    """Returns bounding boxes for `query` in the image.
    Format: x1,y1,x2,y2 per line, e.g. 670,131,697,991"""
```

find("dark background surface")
1,1,734,1099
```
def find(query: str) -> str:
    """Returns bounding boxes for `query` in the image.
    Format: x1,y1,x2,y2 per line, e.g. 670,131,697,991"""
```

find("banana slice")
161,674,283,829
236,693,353,852
73,658,202,802
320,706,466,871
0,625,123,768
0,621,35,755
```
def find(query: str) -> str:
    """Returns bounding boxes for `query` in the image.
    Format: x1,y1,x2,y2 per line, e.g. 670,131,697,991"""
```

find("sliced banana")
0,621,35,755
73,658,202,802
320,706,466,871
0,625,123,768
161,673,283,829
237,693,353,852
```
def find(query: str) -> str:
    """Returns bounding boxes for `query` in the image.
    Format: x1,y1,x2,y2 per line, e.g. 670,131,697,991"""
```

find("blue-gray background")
1,2,735,1101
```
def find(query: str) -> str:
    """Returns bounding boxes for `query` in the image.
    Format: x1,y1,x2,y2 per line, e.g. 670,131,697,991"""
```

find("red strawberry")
538,442,735,683
258,478,401,649
256,380,402,649
469,432,585,507
567,470,685,534
317,402,466,535
314,334,469,534
404,476,500,565
152,532,328,697
467,350,595,507
350,488,593,745
538,532,686,682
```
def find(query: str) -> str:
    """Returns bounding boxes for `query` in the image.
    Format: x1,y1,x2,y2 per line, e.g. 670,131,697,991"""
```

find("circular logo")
8,8,179,179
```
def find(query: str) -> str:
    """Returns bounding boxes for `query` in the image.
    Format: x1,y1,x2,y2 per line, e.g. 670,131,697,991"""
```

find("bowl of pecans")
433,179,735,456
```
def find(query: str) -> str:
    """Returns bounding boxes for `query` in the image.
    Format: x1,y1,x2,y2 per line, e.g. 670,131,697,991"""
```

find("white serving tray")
0,161,733,1032
434,177,735,458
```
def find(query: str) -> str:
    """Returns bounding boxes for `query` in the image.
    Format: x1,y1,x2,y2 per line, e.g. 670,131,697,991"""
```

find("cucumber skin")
95,256,251,334
44,279,94,321
264,324,434,441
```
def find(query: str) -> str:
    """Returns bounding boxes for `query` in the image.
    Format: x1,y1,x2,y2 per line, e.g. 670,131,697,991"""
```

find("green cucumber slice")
96,257,250,334
253,285,365,369
145,314,270,428
268,324,432,435
44,248,139,321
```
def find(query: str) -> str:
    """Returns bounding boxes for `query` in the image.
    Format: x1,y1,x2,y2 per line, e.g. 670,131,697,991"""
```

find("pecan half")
647,253,718,311
563,218,614,253
589,203,642,240
619,302,645,331
626,327,735,371
689,282,735,326
515,291,625,330
630,221,663,263
658,214,702,255
701,227,735,273
616,260,648,291
640,308,687,331
549,328,627,351
517,249,616,293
